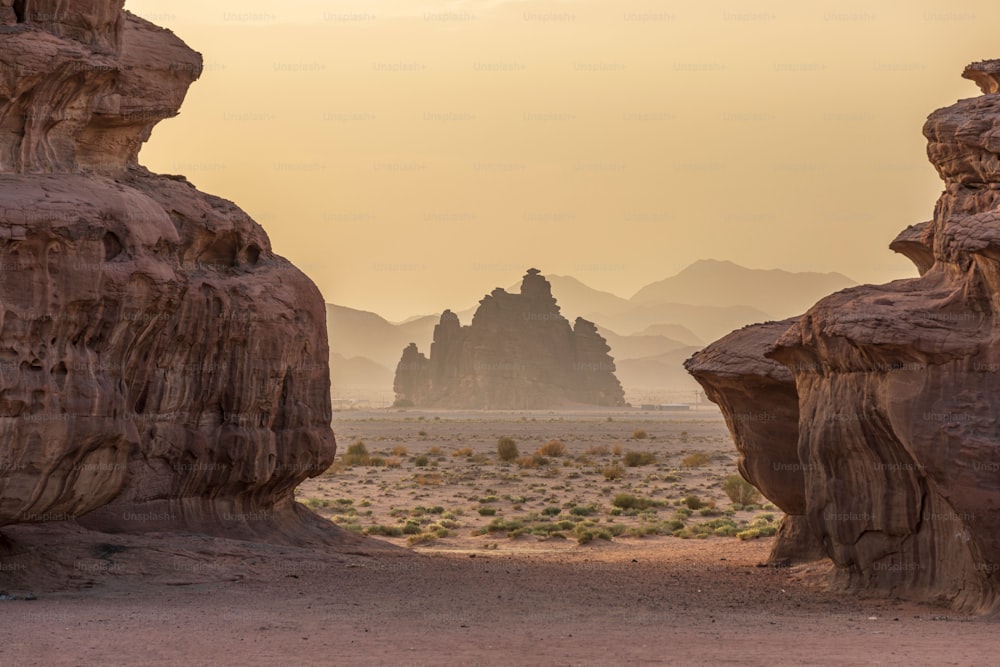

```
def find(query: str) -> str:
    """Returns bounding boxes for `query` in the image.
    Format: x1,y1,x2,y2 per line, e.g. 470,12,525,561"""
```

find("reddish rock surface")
0,1,340,545
394,269,626,409
688,60,1000,613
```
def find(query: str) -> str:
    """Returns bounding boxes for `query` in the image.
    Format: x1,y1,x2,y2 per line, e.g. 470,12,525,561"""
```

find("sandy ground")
297,408,779,547
1,408,997,666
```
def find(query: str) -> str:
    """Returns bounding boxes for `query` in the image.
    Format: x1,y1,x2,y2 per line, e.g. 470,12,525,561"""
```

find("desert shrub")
541,506,562,516
683,495,704,510
723,474,762,505
516,455,539,469
402,521,422,535
612,493,655,510
414,455,430,467
365,525,403,537
452,447,474,457
414,474,442,486
574,524,613,544
737,517,779,540
681,452,711,468
623,451,657,467
537,439,568,457
497,437,520,462
585,444,611,456
611,443,623,456
632,429,648,439
343,441,371,466
392,398,414,408
391,445,409,457
625,524,663,538
368,456,387,467
602,464,625,480
482,518,524,534
477,507,497,516
569,504,598,517
427,446,445,456
417,430,427,437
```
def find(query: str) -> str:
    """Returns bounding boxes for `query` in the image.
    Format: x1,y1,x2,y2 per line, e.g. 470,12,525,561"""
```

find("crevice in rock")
12,1,25,23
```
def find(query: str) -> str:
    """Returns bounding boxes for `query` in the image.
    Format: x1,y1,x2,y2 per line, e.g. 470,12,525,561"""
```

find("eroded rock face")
393,269,626,409
0,2,339,545
687,60,1000,612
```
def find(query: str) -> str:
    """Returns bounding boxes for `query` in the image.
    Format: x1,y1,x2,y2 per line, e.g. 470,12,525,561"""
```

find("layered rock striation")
0,2,339,545
394,269,626,409
687,60,1000,612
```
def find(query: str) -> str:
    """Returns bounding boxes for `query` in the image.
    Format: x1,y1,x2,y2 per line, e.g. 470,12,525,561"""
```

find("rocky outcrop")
0,1,339,545
394,269,626,409
687,60,1000,613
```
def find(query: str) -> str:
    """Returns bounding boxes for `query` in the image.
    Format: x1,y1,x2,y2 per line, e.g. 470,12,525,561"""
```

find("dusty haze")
127,0,999,320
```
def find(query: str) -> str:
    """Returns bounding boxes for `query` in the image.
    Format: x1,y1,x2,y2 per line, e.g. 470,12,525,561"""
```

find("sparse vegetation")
737,515,778,540
683,495,705,510
612,493,657,510
632,429,648,439
517,455,549,468
537,439,568,457
681,452,712,468
343,441,371,466
723,474,762,505
602,463,625,480
623,451,656,467
299,411,784,550
497,437,519,462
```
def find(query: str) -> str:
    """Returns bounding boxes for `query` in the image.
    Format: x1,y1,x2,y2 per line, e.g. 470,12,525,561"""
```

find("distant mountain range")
326,260,857,404
631,259,856,318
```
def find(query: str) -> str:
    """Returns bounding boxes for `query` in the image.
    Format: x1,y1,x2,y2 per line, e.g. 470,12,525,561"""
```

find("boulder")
0,1,340,546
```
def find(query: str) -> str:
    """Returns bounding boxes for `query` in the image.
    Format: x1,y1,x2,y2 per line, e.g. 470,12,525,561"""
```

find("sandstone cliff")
0,1,341,545
686,60,1000,612
394,269,626,409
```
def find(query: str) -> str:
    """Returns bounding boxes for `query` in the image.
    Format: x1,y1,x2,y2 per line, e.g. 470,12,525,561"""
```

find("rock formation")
394,269,626,409
687,60,1000,613
0,1,340,545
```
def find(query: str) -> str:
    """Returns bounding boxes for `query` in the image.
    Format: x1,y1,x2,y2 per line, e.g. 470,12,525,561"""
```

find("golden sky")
128,0,1000,321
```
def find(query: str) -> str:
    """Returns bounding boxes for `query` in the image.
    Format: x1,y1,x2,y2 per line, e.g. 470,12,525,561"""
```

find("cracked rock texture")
394,269,626,409
0,1,340,545
687,60,1000,613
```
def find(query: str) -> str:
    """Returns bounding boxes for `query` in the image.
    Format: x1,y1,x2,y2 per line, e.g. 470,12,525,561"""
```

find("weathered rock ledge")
687,60,1000,613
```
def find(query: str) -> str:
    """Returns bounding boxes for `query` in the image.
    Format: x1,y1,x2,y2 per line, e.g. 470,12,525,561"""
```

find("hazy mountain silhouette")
595,325,691,360
326,304,436,371
630,259,857,319
326,260,858,401
614,347,703,397
633,323,703,346
329,352,394,391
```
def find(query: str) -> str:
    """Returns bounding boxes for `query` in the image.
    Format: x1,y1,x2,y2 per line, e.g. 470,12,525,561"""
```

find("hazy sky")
128,0,1000,321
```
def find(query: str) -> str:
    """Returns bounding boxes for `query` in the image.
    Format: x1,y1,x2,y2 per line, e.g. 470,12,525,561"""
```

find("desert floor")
1,408,997,666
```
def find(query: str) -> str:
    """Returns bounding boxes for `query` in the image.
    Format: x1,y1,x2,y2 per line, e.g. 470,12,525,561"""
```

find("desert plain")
1,408,998,666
